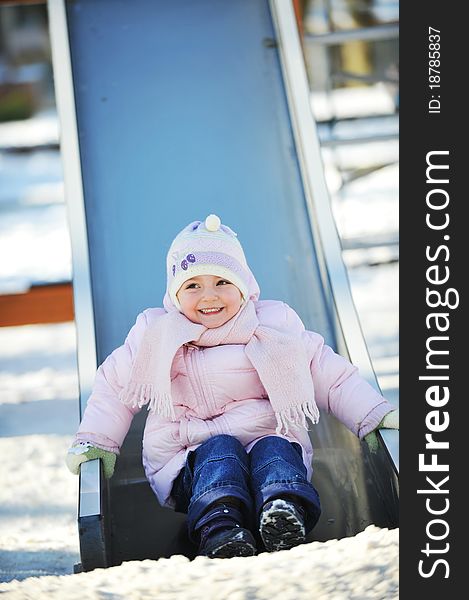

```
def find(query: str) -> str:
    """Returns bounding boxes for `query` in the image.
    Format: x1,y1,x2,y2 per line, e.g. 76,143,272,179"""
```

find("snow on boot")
259,498,306,552
196,503,257,558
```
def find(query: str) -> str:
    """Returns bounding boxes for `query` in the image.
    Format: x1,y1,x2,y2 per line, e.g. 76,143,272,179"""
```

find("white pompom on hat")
164,214,260,311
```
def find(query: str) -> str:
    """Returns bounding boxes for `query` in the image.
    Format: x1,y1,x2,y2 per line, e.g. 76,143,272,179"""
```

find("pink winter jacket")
75,300,394,508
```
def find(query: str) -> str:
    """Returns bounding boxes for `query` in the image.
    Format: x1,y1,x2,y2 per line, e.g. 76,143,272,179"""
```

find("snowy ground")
0,106,398,597
0,322,80,583
0,525,398,599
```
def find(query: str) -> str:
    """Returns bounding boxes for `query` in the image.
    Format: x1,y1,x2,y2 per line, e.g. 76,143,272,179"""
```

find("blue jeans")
172,434,321,539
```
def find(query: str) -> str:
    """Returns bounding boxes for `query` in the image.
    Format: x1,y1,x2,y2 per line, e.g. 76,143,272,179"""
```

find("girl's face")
176,274,243,328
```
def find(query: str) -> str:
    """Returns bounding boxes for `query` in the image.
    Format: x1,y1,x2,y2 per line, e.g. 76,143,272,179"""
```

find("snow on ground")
0,322,80,585
0,322,78,406
0,109,59,151
0,434,79,582
0,525,398,599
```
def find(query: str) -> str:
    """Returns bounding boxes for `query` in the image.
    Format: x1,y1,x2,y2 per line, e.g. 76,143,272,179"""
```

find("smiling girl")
66,214,398,558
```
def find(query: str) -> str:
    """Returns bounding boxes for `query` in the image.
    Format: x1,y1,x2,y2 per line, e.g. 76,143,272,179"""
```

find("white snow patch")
0,323,79,404
0,525,398,599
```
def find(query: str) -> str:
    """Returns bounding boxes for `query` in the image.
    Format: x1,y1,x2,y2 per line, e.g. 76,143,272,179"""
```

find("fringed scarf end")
120,383,176,420
275,400,320,435
146,391,176,420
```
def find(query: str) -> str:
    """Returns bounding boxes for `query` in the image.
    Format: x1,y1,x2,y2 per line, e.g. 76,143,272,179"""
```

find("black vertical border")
400,2,464,597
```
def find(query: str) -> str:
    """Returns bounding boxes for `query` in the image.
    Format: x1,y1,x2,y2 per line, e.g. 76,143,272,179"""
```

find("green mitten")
66,442,117,479
364,408,399,453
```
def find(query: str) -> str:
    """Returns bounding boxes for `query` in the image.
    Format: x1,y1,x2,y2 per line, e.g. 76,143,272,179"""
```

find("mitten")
66,442,117,479
364,408,399,453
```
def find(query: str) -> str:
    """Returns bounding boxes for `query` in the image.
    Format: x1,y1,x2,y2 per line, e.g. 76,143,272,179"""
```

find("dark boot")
195,502,257,558
259,497,306,552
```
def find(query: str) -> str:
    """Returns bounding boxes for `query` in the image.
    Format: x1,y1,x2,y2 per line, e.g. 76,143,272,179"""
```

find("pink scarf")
120,301,319,434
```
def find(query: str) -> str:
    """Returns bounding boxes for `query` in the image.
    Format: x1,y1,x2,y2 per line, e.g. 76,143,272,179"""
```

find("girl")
66,214,399,558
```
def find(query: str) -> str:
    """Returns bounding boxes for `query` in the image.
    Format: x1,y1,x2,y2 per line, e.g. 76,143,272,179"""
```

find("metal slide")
48,0,398,571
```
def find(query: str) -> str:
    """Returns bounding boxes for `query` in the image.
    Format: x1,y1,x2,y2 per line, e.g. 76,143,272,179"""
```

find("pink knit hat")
163,214,260,311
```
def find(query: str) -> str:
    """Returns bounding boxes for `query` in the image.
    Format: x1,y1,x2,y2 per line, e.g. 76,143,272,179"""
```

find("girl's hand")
66,442,117,478
364,408,399,453
381,408,399,430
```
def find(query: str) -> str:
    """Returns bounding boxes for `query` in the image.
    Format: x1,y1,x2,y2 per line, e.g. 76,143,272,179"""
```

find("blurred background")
0,0,398,581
